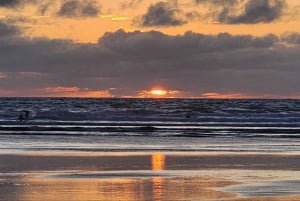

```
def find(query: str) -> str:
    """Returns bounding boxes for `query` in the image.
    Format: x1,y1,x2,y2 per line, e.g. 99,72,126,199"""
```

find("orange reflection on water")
15,178,146,201
151,153,165,171
152,177,164,201
151,153,165,200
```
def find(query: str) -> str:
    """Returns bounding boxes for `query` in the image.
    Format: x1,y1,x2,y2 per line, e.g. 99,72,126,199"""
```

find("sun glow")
138,88,181,98
150,89,167,96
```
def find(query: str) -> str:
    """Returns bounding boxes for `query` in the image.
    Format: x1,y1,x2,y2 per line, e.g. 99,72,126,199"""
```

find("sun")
138,88,172,98
150,89,167,96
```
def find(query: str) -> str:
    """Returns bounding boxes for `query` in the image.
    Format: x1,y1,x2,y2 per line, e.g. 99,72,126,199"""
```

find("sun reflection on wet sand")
0,176,240,201
151,153,165,171
1,153,300,201
4,177,147,201
151,153,165,201
152,177,164,201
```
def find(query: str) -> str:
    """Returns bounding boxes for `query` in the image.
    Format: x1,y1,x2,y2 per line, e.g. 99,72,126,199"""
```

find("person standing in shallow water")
24,110,29,119
17,110,30,122
186,112,192,118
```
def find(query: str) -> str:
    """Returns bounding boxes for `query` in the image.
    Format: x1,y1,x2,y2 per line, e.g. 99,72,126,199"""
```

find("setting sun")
150,89,167,96
138,88,181,98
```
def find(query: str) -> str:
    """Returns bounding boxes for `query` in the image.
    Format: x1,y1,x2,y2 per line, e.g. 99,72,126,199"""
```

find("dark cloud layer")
0,0,38,8
282,32,300,44
0,21,300,97
230,0,285,24
121,0,143,9
0,0,21,8
0,21,19,36
137,1,187,27
195,0,237,6
58,0,100,17
99,29,277,61
38,0,55,15
196,0,286,24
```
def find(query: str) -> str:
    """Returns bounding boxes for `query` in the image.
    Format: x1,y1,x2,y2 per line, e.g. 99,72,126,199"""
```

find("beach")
1,152,300,201
1,98,300,200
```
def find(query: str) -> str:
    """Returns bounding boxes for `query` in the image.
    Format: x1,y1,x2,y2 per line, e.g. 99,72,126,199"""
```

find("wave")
1,98,300,139
1,123,300,138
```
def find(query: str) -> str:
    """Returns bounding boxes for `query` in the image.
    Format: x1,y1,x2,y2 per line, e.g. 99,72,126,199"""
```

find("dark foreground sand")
0,152,299,201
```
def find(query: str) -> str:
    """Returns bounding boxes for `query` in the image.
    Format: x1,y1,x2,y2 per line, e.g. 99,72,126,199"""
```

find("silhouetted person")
186,112,192,118
17,110,29,122
24,110,29,119
17,113,24,122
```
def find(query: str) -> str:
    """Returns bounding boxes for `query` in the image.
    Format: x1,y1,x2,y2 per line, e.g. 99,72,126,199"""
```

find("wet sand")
0,152,300,201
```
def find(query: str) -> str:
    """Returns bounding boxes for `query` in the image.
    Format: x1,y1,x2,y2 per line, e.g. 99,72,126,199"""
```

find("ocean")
0,98,300,154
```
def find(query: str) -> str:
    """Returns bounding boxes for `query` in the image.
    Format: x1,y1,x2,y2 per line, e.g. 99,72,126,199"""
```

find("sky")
0,0,300,98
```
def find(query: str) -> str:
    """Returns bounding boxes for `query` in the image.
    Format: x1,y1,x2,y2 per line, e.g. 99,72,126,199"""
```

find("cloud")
194,0,237,6
99,29,277,61
38,0,58,15
58,0,101,18
201,92,251,99
120,0,143,9
135,1,187,27
0,72,7,79
195,0,286,24
0,0,21,8
40,86,113,97
229,0,285,24
0,0,55,17
0,23,300,97
0,21,20,36
281,32,300,44
0,0,38,8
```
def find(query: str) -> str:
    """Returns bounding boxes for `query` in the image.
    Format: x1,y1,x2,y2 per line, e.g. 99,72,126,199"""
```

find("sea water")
0,98,299,154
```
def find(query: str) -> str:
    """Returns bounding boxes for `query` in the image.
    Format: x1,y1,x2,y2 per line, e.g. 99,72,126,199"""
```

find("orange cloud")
201,92,252,99
16,72,42,77
0,89,17,96
0,73,7,79
44,86,81,93
41,86,113,98
201,92,300,99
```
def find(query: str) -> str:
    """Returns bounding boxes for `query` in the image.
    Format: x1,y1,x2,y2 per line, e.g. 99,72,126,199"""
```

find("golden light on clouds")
201,92,251,99
0,0,298,43
0,0,299,98
42,87,113,98
200,92,300,99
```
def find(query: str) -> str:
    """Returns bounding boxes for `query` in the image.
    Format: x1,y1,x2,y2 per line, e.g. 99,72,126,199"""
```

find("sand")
0,152,299,201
